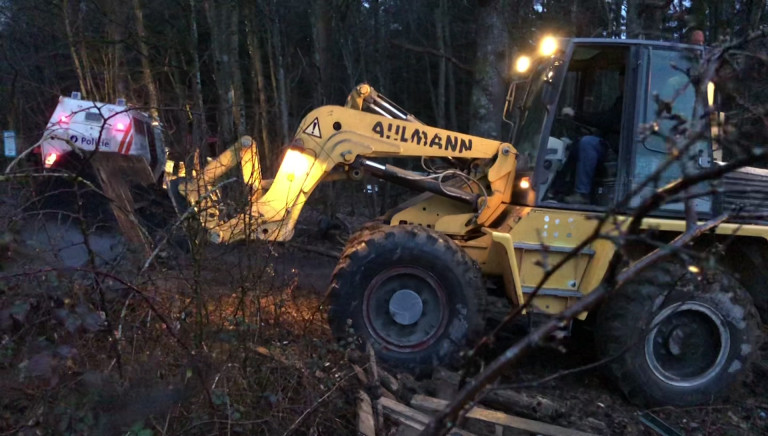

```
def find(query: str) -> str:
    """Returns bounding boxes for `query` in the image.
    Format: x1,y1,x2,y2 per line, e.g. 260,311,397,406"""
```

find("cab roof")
563,37,706,51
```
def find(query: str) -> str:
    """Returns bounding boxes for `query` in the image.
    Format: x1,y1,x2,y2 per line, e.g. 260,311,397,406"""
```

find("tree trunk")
187,0,207,164
6,71,18,131
132,0,159,119
245,2,272,173
434,0,447,128
270,0,290,143
61,0,89,98
468,0,508,139
310,0,336,215
626,0,641,39
445,5,458,132
204,0,237,153
77,0,99,100
230,6,246,138
638,0,670,40
167,50,190,165
609,0,623,38
371,0,387,90
311,0,332,106
108,0,128,102
741,0,764,36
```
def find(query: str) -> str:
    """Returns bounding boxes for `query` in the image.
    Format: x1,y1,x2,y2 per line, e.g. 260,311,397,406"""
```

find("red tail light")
44,152,58,167
59,115,70,125
114,121,127,132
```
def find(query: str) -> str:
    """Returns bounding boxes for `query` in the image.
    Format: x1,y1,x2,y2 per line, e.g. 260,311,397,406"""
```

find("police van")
40,92,166,182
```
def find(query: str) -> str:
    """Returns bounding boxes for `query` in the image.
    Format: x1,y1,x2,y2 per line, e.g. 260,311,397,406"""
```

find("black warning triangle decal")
303,117,322,138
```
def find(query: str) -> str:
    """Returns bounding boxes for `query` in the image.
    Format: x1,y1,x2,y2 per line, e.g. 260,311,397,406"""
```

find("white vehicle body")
40,94,167,181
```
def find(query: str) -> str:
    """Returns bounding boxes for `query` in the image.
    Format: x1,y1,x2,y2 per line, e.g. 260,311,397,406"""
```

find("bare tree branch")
391,40,473,72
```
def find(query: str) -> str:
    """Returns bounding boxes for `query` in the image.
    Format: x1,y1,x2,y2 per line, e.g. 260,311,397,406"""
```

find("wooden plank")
351,364,368,384
367,344,384,429
357,390,376,436
378,368,399,394
351,364,396,400
378,397,476,436
410,395,595,436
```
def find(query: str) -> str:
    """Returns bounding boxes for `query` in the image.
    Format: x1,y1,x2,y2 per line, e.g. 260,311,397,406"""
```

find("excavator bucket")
170,136,268,241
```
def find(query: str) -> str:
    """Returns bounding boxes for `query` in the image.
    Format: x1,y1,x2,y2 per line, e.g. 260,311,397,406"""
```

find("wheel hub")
645,301,730,387
389,289,423,326
362,266,448,352
666,325,686,356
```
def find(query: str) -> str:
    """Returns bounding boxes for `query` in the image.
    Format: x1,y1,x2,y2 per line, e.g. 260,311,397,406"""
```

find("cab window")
539,45,628,207
631,47,712,214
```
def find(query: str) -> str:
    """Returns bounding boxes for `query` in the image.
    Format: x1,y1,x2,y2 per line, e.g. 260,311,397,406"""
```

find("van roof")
54,96,152,121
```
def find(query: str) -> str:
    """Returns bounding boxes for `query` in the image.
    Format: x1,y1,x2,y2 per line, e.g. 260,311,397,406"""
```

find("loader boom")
179,84,517,243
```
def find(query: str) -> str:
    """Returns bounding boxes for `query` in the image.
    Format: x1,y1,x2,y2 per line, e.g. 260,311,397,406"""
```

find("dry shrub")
0,174,357,435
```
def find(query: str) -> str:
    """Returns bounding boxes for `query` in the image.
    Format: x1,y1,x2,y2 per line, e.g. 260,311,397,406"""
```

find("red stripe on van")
117,123,133,153
123,133,135,154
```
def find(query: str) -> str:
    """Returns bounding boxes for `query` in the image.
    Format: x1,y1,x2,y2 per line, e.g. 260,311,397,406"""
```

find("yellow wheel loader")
174,37,768,407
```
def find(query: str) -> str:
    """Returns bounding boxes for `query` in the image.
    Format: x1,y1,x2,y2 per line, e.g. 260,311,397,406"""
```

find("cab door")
627,45,713,216
538,43,635,209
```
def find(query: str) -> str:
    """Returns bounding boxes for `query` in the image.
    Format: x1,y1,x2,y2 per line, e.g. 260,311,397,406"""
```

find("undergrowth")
0,177,357,435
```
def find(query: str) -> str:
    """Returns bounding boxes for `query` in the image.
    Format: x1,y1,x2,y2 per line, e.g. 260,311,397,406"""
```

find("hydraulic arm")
177,84,517,243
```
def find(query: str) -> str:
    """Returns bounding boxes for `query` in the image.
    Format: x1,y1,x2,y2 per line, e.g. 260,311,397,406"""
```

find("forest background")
2,1,768,435
3,0,766,170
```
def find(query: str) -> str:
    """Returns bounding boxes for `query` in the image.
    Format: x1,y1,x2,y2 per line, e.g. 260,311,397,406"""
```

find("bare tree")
267,0,291,144
132,0,159,118
244,3,272,171
106,0,128,101
468,0,509,139
61,0,93,99
187,0,208,163
310,0,332,106
203,0,239,151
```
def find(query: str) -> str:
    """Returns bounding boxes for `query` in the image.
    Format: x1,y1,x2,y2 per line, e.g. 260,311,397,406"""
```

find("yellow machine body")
178,65,768,320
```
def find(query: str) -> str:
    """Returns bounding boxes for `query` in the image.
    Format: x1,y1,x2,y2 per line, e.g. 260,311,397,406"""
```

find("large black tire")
341,220,387,249
595,262,762,407
327,225,485,374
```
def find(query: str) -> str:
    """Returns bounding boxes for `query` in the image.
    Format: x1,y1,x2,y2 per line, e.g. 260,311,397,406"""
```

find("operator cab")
508,38,712,217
